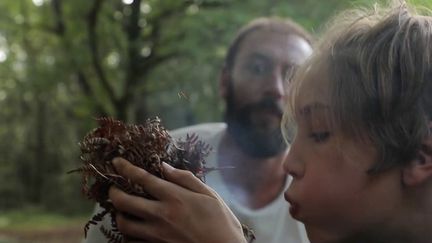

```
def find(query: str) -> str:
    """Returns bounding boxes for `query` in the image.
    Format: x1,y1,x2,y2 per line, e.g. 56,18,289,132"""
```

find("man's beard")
224,86,287,158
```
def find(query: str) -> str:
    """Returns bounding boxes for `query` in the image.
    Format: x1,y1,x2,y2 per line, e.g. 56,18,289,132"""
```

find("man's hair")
223,17,313,72
284,1,432,173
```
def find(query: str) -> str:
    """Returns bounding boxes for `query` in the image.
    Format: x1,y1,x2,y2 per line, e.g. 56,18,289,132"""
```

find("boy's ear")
402,123,432,186
219,68,230,98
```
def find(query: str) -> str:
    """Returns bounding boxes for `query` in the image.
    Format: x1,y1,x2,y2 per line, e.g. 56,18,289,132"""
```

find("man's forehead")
287,35,313,62
238,29,312,64
241,28,303,49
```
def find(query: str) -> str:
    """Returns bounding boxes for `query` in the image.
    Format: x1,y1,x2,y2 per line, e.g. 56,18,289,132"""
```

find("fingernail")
162,162,174,171
112,157,121,167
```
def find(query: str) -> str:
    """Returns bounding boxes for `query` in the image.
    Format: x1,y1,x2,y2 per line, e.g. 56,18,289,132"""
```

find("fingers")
110,187,169,242
113,157,214,198
116,212,191,243
162,162,213,195
113,157,174,199
109,186,159,219
116,212,161,242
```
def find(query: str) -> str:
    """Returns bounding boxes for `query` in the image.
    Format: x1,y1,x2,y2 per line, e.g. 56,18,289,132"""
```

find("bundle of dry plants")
71,117,255,243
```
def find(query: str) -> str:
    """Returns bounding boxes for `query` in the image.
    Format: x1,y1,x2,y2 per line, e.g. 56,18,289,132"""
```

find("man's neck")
217,131,287,209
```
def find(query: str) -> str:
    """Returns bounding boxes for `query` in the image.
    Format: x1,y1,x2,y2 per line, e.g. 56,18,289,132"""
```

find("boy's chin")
305,226,348,243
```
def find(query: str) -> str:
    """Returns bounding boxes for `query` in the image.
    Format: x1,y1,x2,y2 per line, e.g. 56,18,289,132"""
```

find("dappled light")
1,0,432,242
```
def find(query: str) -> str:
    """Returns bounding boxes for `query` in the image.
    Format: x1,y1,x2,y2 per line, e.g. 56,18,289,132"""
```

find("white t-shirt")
84,123,309,243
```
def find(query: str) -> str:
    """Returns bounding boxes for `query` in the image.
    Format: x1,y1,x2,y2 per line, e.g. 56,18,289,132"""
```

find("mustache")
239,97,284,117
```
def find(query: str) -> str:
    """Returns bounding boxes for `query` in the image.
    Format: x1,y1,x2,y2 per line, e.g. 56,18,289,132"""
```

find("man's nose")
264,70,285,99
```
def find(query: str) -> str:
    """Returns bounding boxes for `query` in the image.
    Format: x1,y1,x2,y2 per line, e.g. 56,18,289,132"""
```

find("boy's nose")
283,142,304,179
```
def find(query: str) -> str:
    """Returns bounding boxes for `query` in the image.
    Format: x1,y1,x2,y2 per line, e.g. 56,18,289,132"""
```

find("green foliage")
1,0,431,215
0,206,88,231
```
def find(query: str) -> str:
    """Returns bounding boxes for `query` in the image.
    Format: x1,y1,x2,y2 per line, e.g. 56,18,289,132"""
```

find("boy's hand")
109,157,246,243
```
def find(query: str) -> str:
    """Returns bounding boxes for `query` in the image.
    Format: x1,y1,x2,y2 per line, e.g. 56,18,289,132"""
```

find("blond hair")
283,1,432,173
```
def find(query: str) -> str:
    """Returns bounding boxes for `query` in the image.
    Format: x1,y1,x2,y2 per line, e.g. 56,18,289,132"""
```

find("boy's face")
283,65,404,242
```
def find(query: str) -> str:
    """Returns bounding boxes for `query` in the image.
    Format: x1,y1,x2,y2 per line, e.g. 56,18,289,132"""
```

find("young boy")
108,1,432,242
281,1,432,242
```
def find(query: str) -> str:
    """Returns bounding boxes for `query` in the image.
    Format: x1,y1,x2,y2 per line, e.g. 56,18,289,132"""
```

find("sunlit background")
0,0,431,242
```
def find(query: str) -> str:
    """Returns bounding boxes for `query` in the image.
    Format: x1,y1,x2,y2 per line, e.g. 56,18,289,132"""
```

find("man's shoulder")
170,123,226,140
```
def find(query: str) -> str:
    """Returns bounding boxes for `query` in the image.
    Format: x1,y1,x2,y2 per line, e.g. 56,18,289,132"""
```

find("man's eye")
248,62,269,75
309,132,330,143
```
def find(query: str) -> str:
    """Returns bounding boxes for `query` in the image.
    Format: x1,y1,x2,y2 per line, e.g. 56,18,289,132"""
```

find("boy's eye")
309,132,330,143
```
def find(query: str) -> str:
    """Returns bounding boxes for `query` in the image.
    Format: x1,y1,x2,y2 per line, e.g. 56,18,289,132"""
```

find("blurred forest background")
0,0,431,242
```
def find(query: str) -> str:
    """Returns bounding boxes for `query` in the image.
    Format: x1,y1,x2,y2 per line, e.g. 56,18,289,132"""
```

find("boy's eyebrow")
298,102,329,116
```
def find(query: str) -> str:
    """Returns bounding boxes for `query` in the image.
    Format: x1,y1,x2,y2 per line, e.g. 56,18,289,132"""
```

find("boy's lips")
284,192,300,219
